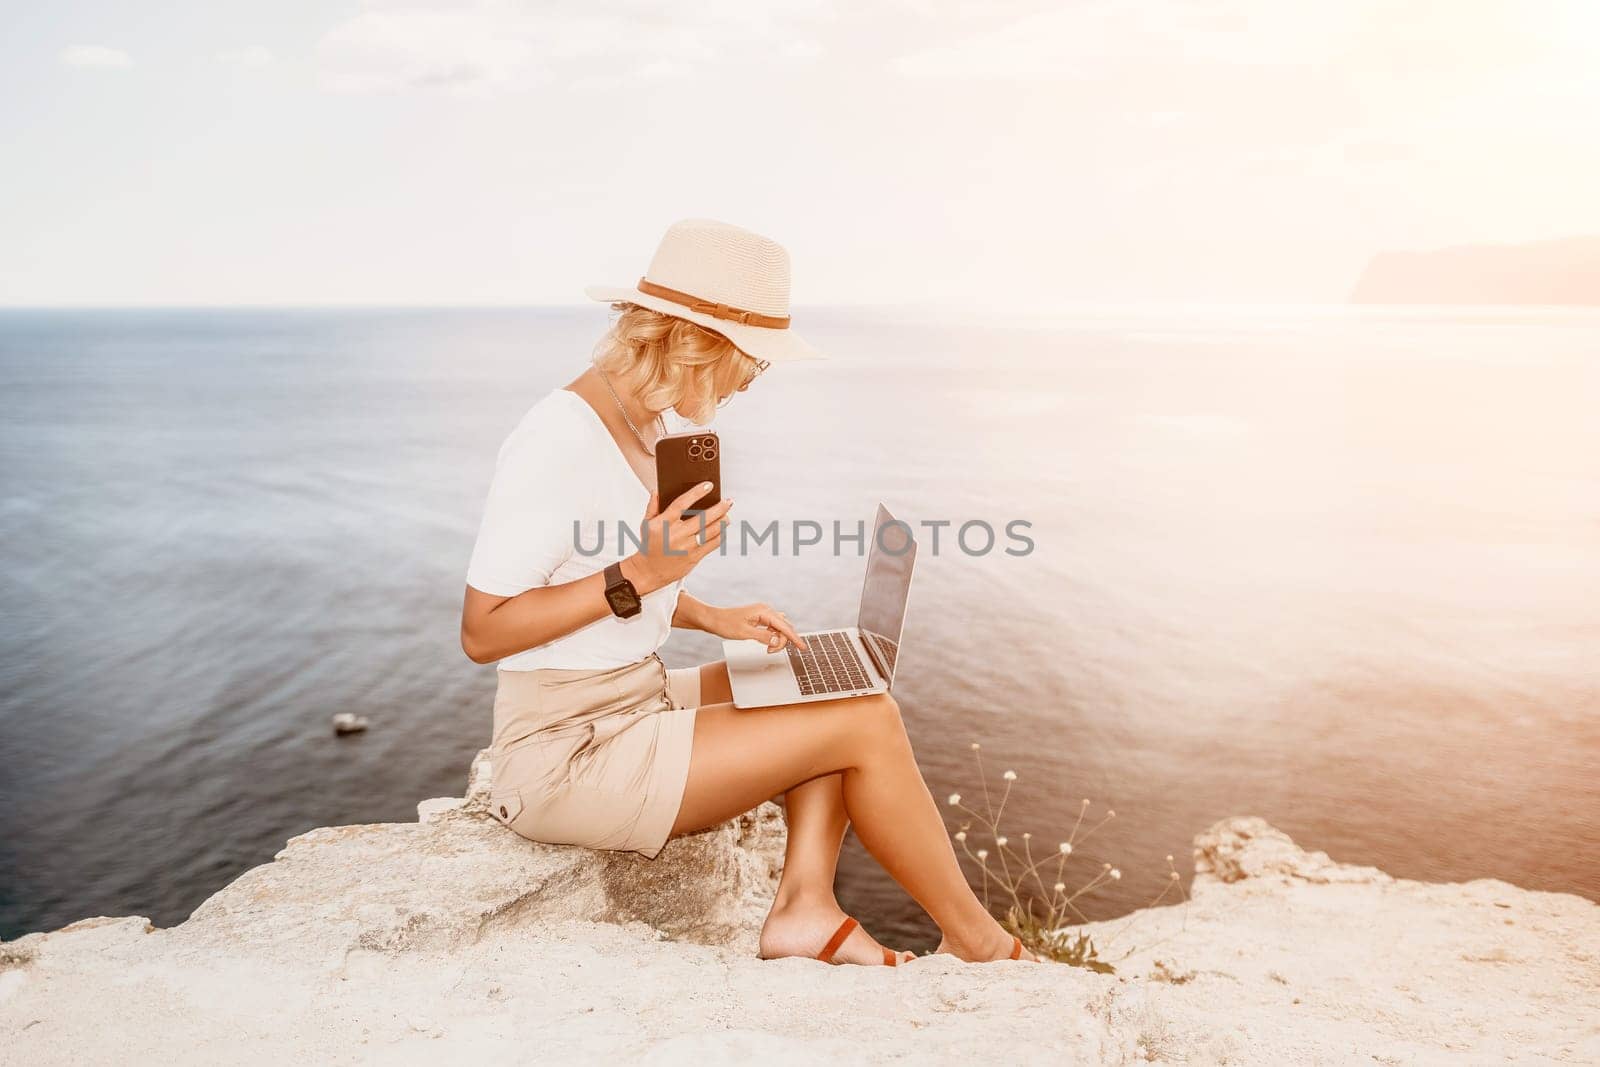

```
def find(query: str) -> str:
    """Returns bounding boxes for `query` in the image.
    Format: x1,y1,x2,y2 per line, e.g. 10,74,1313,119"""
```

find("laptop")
723,503,916,709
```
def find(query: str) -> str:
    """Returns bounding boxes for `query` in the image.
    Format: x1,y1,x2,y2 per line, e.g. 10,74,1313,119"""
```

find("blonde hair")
592,303,759,425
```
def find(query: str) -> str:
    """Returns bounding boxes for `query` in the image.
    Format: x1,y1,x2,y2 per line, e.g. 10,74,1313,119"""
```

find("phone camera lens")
688,445,703,459
703,447,717,460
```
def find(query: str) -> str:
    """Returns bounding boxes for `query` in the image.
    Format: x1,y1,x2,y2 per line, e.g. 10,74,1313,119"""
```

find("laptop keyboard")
864,632,898,677
788,630,872,696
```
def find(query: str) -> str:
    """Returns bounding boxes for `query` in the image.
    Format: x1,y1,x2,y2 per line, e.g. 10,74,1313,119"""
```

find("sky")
3,0,1599,308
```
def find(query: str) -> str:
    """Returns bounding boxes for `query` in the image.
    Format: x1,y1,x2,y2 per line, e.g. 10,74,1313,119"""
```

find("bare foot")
932,928,1042,963
759,899,915,966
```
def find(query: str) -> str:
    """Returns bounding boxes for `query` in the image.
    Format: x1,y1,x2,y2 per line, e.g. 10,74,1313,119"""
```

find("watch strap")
603,561,642,619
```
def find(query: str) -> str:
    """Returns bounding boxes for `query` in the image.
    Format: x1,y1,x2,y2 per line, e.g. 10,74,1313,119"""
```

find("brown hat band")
636,277,791,329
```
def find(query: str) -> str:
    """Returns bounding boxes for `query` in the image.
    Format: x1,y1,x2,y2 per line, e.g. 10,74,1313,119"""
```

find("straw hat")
585,218,826,363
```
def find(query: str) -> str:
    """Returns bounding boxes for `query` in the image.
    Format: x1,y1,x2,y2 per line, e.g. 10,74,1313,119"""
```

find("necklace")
598,370,666,456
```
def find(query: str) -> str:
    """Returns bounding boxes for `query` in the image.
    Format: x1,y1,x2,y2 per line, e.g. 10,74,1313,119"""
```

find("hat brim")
584,284,826,362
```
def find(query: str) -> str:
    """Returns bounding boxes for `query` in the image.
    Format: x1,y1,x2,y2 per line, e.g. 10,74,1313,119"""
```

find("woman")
460,219,1035,965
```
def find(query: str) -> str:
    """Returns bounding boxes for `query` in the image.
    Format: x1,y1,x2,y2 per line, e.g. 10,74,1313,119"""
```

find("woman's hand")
623,482,734,593
707,602,808,654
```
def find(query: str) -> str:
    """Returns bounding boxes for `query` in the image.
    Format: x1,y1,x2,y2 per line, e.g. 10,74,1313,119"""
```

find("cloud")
216,46,276,69
315,0,833,97
886,0,1600,198
318,7,540,96
59,45,132,69
890,1,1352,80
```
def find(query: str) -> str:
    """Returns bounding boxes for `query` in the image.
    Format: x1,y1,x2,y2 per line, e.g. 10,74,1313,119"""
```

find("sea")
1,305,1596,949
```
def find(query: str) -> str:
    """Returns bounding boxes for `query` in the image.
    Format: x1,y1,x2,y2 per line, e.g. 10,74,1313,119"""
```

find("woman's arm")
671,591,808,653
462,556,655,664
670,591,717,633
460,486,731,665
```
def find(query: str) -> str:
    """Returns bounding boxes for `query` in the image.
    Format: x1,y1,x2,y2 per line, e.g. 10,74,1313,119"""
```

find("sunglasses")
719,356,770,408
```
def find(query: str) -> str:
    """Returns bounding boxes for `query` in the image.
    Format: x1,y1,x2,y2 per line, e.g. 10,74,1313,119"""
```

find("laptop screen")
857,503,916,685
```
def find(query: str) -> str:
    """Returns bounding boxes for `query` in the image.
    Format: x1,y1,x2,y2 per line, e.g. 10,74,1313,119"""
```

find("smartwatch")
603,561,643,619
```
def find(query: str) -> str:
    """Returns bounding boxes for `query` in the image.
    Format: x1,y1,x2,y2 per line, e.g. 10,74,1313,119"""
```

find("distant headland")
1350,235,1600,305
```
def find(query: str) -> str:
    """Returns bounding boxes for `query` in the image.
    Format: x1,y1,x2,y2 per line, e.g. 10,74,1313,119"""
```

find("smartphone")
655,431,721,515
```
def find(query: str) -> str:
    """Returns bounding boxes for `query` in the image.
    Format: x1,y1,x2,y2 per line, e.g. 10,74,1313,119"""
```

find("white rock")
1,754,1595,1066
331,712,369,735
415,797,464,823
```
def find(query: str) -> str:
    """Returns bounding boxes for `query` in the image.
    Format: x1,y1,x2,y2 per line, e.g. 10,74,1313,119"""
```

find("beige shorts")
486,654,701,859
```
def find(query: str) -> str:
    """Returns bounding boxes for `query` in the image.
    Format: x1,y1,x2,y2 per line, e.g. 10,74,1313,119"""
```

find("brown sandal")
1009,935,1023,961
816,916,899,967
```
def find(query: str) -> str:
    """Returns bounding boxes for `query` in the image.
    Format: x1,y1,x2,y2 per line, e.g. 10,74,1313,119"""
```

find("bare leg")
670,687,1033,963
692,664,911,964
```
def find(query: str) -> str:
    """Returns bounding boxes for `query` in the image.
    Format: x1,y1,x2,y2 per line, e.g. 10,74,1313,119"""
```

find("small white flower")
1166,854,1174,863
996,836,1008,847
1102,862,1111,870
1106,809,1116,818
1081,798,1090,806
1170,871,1181,880
1110,868,1122,880
947,793,961,806
954,830,967,842
1053,881,1066,892
970,742,981,750
1022,832,1032,840
1003,769,1017,781
1058,842,1072,855
976,849,988,860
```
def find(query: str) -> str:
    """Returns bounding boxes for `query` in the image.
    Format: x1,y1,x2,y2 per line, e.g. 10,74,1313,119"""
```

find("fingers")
689,522,725,561
663,481,716,522
674,496,731,529
756,609,806,652
643,491,661,521
645,492,732,581
676,498,733,553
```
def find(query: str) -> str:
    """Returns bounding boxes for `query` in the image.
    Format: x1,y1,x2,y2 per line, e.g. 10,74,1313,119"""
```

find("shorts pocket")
489,788,524,827
495,727,592,798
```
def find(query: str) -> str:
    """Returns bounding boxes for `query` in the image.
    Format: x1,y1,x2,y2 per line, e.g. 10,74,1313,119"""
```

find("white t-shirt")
465,388,682,671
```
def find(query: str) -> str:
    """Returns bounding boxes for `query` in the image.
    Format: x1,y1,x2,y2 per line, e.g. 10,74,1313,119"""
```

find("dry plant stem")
1100,856,1190,953
943,742,1191,964
1069,798,1090,840
1099,881,1181,951
973,745,993,819
1024,838,1051,906
1066,870,1113,904
1058,894,1094,926
1074,812,1117,847
994,786,1015,887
